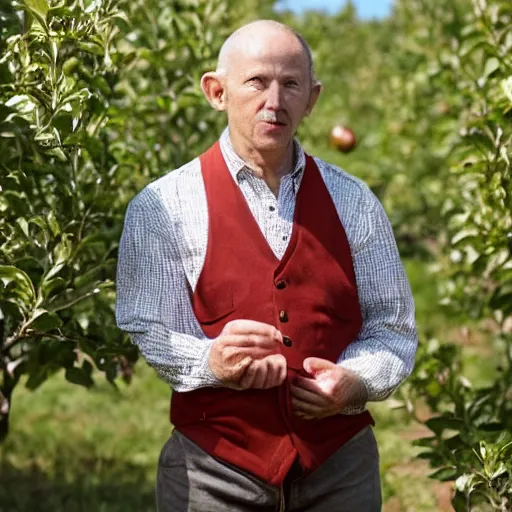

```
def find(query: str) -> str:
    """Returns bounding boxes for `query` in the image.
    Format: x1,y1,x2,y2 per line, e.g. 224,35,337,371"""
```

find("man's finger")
264,355,287,388
291,397,324,416
290,384,326,406
223,320,283,341
228,355,253,385
224,346,282,366
239,360,258,389
292,376,324,395
222,334,279,348
273,358,288,388
252,359,270,389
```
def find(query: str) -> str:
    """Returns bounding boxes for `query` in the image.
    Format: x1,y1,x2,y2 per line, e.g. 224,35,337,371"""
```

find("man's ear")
201,72,227,111
305,81,322,116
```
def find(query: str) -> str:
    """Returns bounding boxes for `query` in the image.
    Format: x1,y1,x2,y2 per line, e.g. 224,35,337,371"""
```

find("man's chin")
254,133,292,152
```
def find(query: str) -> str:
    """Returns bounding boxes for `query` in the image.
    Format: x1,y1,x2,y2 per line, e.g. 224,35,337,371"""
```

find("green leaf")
416,451,444,465
425,416,464,435
44,235,73,281
0,265,36,303
74,259,115,289
30,309,62,332
105,359,117,383
412,436,437,447
478,422,505,432
444,434,464,450
429,466,458,482
16,218,30,238
451,228,478,245
62,57,80,75
77,42,104,56
451,490,469,512
24,0,49,18
41,277,67,299
490,463,507,480
21,0,49,30
46,211,60,236
0,104,15,122
483,57,500,79
501,76,512,103
25,367,50,390
0,63,13,86
65,366,94,388
47,0,72,17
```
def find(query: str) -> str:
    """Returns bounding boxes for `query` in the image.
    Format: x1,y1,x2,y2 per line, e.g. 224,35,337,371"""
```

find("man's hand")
290,358,368,420
209,320,287,390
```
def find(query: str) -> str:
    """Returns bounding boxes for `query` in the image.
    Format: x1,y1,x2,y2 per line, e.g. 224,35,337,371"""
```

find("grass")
0,257,495,511
0,363,170,512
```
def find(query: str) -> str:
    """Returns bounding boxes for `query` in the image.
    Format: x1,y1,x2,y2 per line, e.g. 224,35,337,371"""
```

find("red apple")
329,125,357,153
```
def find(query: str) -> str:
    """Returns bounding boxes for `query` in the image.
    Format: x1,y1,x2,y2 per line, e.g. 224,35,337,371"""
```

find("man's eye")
285,80,298,87
248,77,263,85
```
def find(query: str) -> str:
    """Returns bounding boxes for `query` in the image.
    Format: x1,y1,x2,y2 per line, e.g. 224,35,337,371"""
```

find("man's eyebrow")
242,68,266,76
242,69,303,77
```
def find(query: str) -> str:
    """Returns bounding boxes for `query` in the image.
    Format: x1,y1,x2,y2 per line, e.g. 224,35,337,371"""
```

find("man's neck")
229,131,294,196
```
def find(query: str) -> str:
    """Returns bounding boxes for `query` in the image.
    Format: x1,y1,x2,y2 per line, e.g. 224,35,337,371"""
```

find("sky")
276,0,393,19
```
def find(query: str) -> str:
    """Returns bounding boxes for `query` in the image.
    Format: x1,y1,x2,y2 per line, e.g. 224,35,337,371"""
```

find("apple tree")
0,0,232,441
380,1,512,509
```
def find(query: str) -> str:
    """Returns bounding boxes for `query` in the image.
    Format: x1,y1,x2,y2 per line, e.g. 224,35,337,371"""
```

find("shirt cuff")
196,339,224,388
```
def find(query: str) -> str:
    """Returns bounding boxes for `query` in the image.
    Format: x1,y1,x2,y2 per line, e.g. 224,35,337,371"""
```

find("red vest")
170,142,373,486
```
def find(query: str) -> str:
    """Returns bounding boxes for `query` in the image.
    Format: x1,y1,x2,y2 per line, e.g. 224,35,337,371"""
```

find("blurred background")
0,0,511,510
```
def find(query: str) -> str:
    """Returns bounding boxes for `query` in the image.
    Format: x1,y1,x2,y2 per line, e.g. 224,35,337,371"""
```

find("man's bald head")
217,20,318,86
200,18,322,156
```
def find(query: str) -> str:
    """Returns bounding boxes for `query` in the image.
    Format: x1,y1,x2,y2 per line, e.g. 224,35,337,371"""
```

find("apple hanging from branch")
329,125,357,153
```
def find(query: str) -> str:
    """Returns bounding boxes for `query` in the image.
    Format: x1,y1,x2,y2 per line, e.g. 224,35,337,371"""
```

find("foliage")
0,0,230,441
394,1,512,509
401,339,511,510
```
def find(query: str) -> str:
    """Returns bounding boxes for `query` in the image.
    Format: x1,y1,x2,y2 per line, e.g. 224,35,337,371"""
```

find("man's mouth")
263,120,286,126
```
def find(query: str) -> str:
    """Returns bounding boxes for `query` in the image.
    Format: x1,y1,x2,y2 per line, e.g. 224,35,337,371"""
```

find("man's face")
222,31,316,153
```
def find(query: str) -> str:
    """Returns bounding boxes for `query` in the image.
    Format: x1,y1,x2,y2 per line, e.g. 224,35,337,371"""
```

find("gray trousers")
156,426,381,511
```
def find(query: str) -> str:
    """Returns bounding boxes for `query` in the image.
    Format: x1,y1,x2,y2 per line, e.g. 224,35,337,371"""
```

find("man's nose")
265,81,282,110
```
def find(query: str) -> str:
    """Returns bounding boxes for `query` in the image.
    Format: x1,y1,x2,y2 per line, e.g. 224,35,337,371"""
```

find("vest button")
283,336,292,347
279,310,288,322
276,280,287,290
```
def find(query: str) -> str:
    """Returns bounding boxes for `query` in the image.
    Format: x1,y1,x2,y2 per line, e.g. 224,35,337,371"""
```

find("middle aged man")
116,19,418,512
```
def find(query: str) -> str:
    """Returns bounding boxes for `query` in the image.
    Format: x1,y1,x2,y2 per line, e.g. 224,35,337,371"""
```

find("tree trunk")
0,374,15,443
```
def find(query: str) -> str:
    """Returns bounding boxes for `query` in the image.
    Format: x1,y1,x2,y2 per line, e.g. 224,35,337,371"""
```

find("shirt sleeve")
337,188,418,412
115,187,221,392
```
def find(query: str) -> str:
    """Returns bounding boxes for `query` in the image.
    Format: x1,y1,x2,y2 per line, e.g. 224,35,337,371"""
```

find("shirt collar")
219,126,306,193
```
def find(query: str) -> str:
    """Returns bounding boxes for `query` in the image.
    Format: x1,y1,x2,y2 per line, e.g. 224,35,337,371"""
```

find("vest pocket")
195,285,235,325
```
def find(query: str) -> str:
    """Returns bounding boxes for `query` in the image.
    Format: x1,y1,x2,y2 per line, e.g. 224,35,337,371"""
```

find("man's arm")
337,189,418,412
116,186,287,392
116,188,221,392
290,185,417,419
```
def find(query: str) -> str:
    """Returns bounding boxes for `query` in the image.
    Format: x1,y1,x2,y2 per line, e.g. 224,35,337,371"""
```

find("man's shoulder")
129,156,202,211
311,155,377,209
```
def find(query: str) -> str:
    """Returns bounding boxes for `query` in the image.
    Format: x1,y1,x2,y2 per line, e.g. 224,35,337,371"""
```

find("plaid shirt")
116,128,418,413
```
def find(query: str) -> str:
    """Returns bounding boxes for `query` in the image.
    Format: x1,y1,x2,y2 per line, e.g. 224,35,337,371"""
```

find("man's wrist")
346,369,369,408
337,367,369,414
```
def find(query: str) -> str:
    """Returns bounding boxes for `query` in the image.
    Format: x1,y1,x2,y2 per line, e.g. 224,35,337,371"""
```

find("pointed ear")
305,81,322,117
201,71,227,112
